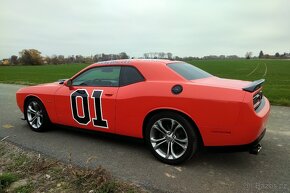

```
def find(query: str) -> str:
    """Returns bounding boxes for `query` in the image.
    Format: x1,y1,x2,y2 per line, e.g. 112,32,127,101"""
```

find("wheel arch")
142,108,204,146
23,95,47,119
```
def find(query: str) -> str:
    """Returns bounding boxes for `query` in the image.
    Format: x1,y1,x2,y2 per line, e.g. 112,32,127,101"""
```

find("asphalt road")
1,83,290,193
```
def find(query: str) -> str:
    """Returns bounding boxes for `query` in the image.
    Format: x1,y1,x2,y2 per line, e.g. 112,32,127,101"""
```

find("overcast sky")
1,0,289,59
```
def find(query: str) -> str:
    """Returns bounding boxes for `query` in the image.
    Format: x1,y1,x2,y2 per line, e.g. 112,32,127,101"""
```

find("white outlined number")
92,90,108,128
70,89,108,128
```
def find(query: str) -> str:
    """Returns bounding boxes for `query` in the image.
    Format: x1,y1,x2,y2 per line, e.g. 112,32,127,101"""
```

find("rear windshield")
167,62,212,80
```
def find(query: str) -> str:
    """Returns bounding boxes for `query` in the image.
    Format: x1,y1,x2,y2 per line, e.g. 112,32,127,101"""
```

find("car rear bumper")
249,127,266,146
202,96,270,146
206,128,266,153
242,96,270,145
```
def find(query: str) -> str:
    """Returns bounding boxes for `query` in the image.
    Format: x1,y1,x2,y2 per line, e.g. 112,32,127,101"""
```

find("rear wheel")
145,112,199,165
24,98,50,132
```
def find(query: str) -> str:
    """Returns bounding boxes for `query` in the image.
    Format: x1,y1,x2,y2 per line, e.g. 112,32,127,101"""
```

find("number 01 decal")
70,89,108,128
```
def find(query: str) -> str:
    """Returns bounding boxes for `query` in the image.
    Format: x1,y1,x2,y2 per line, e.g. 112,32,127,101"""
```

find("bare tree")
19,49,43,65
58,55,65,64
119,52,129,59
258,51,264,58
50,55,59,64
245,52,252,59
75,55,85,63
159,52,165,59
10,55,18,65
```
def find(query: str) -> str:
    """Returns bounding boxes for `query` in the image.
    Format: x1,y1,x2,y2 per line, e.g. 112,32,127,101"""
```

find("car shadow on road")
45,124,258,169
188,151,255,169
49,124,147,149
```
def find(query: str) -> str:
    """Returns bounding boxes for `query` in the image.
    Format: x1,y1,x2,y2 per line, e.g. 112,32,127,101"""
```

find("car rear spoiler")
243,79,265,92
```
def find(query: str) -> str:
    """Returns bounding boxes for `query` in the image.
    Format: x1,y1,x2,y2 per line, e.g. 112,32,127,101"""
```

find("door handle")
105,93,113,96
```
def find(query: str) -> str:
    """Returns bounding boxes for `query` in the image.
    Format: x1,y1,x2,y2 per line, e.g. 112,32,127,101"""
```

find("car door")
54,65,121,133
115,66,146,137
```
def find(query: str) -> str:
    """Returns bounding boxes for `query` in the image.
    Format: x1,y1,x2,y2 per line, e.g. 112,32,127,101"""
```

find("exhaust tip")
249,144,262,155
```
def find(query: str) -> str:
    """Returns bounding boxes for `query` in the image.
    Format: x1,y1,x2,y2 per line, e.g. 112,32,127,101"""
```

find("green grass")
96,181,117,193
0,173,18,190
187,59,290,106
14,184,34,193
0,63,89,85
0,59,289,106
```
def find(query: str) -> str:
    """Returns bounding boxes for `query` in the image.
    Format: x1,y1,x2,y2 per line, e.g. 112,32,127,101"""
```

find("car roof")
76,59,186,82
90,59,178,67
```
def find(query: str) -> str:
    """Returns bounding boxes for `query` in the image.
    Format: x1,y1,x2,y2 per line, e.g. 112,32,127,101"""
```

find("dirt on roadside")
0,141,147,193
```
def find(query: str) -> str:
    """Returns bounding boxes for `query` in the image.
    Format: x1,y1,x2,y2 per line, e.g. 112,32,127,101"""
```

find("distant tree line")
202,55,241,60
1,49,130,65
143,52,173,59
1,49,290,65
258,50,290,59
197,51,290,60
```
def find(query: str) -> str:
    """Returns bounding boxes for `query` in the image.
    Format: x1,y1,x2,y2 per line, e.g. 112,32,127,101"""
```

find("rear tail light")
253,91,263,110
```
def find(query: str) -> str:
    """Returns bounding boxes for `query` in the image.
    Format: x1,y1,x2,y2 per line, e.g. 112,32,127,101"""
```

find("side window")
119,66,145,86
72,66,121,87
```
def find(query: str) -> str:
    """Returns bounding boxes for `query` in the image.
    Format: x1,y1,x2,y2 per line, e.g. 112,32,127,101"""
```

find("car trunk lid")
191,76,251,90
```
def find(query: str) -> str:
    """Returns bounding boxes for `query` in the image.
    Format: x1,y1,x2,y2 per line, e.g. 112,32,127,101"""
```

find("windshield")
167,62,212,80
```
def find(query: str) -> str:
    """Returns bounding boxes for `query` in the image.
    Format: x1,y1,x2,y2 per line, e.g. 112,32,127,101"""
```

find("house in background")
1,59,10,65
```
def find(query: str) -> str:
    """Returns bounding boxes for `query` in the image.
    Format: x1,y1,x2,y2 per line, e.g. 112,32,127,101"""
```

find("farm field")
0,63,89,85
0,59,289,106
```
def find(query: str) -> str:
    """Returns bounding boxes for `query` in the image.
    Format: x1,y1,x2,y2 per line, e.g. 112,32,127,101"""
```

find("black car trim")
255,96,266,113
243,79,265,92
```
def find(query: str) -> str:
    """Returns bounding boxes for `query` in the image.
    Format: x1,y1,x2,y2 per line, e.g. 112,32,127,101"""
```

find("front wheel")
145,112,199,165
24,98,50,132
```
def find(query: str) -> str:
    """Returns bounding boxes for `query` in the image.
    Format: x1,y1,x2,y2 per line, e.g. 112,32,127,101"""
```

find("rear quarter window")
119,66,145,86
167,62,212,80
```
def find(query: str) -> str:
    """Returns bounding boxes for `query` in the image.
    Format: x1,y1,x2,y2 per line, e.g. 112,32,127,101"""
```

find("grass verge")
0,141,146,193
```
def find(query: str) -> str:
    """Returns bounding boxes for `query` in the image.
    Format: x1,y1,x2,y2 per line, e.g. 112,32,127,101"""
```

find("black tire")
24,97,50,132
145,111,199,165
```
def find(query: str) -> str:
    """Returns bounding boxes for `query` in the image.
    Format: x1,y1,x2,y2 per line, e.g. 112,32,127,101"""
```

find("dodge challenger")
16,59,270,164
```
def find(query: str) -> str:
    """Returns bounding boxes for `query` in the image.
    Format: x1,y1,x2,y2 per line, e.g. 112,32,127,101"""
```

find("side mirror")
64,79,72,87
